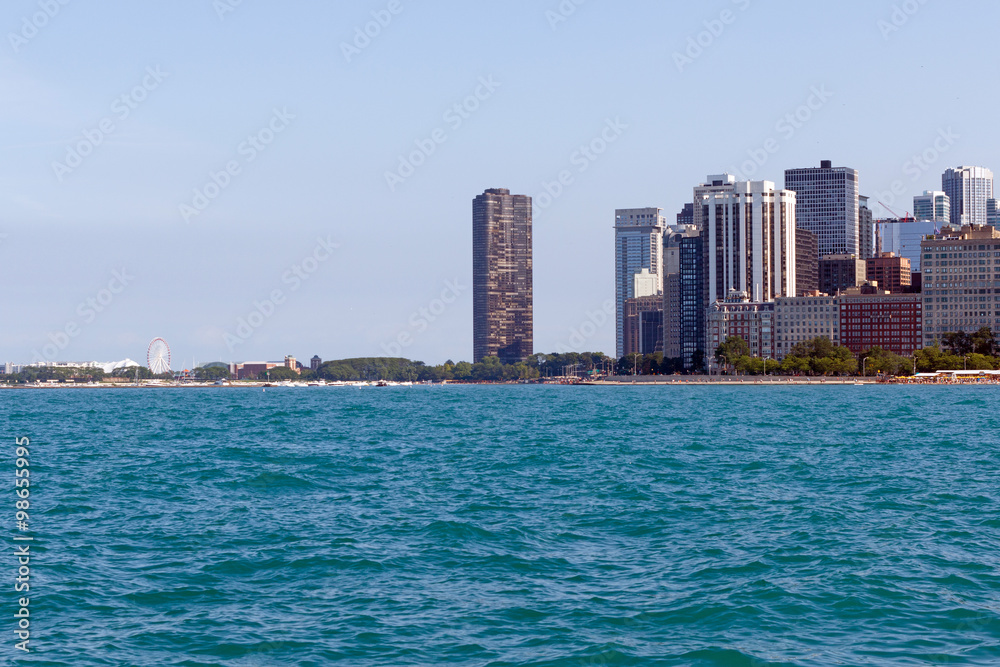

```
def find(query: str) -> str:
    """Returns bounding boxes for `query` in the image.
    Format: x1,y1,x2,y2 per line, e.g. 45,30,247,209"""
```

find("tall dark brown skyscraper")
795,227,819,296
473,188,533,363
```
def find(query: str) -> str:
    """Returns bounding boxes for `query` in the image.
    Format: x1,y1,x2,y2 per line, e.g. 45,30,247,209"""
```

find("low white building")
16,359,140,374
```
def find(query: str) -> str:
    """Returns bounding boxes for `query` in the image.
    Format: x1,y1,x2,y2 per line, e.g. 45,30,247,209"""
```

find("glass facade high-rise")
914,190,951,223
473,188,533,363
614,208,664,358
942,166,994,226
877,220,938,272
784,161,860,257
663,226,704,369
859,195,874,259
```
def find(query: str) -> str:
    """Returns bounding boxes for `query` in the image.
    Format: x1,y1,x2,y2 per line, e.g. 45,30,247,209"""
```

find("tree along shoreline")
6,328,998,385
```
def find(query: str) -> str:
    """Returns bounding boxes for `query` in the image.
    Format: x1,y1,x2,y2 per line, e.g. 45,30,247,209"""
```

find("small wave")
677,648,797,666
419,520,501,542
237,472,318,490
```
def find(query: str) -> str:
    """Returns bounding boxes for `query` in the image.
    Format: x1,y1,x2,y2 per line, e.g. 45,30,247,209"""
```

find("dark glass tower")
679,232,705,370
473,189,533,363
785,160,860,257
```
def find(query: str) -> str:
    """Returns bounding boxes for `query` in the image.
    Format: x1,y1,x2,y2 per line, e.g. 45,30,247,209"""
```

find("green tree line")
194,353,615,383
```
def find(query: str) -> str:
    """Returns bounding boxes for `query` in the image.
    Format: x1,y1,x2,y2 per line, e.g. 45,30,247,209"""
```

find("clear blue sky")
2,0,998,367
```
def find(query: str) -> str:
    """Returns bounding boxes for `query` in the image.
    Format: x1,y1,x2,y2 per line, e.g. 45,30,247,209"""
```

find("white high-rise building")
702,180,797,304
942,166,994,226
614,208,664,358
913,190,950,223
693,174,737,230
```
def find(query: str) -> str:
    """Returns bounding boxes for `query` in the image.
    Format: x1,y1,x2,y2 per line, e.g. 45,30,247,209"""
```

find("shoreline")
3,378,995,388
587,378,877,386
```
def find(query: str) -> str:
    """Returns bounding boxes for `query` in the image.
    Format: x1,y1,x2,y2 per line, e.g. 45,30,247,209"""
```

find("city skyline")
4,2,1000,365
5,160,999,370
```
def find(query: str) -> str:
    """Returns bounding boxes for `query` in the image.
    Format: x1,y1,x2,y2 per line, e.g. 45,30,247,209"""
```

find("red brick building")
866,252,912,293
839,289,923,356
229,356,301,380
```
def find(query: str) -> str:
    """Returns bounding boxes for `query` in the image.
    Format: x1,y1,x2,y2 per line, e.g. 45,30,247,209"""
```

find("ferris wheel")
147,338,171,375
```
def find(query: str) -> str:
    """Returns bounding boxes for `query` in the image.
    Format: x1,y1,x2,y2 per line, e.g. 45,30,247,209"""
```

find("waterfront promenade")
591,376,875,386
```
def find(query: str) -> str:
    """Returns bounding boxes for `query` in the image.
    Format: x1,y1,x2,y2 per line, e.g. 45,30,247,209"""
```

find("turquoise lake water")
2,385,999,666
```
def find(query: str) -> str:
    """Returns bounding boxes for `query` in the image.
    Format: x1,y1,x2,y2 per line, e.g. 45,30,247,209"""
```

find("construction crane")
876,201,915,224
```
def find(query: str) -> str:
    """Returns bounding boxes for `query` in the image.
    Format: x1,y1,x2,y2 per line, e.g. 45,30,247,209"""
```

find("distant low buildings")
7,360,140,374
229,360,301,380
